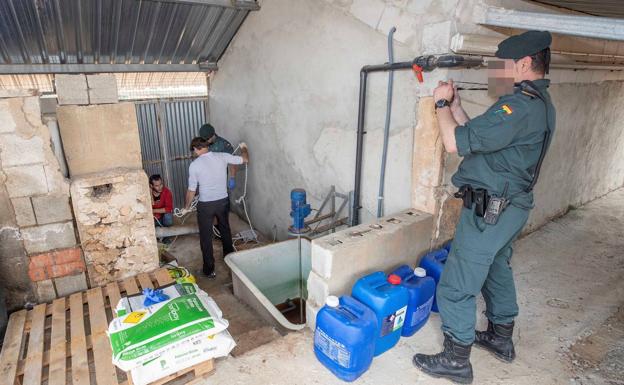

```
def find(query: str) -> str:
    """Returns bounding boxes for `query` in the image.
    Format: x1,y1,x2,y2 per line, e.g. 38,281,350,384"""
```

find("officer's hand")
433,80,454,102
449,79,461,109
228,177,236,190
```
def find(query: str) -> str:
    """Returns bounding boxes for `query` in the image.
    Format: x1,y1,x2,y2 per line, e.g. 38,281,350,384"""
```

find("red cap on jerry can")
388,274,401,285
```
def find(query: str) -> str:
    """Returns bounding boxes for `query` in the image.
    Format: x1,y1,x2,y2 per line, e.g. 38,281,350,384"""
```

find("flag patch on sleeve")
500,104,513,115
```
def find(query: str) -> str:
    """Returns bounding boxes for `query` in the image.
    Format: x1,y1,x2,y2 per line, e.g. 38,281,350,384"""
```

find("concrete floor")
165,213,284,356
199,188,624,385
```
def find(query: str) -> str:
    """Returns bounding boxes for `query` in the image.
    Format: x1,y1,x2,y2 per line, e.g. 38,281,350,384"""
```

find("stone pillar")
70,168,159,287
411,97,462,247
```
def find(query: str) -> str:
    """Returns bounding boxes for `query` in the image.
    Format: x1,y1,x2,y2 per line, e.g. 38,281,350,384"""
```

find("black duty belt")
454,185,490,217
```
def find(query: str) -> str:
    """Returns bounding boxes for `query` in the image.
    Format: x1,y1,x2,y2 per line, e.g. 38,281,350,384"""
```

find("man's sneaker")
475,321,516,362
413,334,474,384
203,271,217,279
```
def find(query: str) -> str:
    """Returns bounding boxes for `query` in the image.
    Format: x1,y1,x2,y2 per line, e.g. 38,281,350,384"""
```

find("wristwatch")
435,99,451,110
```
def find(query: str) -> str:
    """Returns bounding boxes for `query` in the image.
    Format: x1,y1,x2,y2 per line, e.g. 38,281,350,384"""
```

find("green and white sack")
108,291,229,371
129,329,237,385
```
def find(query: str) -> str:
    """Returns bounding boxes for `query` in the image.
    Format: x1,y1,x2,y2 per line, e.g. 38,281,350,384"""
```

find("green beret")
495,30,552,59
199,123,216,139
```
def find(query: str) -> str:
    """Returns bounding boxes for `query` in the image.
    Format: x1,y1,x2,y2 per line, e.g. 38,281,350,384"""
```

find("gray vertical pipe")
377,27,396,218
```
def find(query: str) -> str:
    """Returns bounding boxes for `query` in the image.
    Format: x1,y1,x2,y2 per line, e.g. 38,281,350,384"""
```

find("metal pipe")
377,27,396,218
480,6,624,42
351,54,483,226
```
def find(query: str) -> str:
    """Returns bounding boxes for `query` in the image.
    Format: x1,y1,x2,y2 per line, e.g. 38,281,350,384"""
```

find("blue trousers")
154,213,173,227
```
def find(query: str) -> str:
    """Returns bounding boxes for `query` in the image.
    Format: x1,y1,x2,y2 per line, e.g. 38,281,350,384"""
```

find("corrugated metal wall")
135,98,207,209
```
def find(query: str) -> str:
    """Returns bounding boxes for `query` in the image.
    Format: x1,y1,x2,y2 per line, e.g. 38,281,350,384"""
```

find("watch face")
436,99,449,108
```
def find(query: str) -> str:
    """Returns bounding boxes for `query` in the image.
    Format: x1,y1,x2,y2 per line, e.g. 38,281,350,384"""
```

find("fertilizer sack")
130,329,237,385
115,282,208,317
108,291,229,371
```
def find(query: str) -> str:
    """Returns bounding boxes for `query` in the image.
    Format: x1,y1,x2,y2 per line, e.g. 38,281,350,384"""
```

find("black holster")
454,185,489,217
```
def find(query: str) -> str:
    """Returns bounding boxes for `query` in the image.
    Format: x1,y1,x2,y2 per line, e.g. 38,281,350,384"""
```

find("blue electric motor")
290,188,311,233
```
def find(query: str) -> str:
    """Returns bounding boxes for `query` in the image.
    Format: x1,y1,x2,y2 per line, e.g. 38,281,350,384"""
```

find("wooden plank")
106,282,122,318
22,303,46,385
151,359,214,385
87,287,118,385
0,310,27,384
70,292,90,385
17,336,94,376
154,268,174,286
48,298,66,385
122,277,140,295
193,359,214,375
136,273,153,290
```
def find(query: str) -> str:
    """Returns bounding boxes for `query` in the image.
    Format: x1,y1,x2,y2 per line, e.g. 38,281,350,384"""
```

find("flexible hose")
377,26,396,218
169,144,258,247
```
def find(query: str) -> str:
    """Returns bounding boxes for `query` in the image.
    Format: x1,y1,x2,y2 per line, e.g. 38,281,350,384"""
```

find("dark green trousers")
437,205,529,345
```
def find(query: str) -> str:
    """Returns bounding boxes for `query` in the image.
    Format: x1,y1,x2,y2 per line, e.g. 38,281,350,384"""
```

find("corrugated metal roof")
0,0,258,73
531,1,624,18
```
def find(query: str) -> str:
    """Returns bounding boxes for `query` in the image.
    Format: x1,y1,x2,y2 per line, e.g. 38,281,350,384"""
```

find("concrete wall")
0,96,84,307
210,0,423,239
210,0,624,243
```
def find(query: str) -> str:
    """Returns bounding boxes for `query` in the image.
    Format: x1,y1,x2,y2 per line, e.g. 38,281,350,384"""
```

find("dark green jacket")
452,79,556,209
209,135,234,154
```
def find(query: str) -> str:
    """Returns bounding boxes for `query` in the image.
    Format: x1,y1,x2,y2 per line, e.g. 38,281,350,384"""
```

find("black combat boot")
474,320,515,362
413,334,473,384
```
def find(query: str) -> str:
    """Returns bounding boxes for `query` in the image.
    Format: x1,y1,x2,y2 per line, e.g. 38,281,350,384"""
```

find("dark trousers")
197,198,234,274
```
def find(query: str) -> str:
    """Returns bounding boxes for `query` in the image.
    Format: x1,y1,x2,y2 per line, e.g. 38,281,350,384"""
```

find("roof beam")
147,0,260,11
478,6,624,41
0,63,218,74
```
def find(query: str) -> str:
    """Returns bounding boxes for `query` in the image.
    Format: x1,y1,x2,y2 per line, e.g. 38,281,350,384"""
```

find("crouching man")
150,174,174,227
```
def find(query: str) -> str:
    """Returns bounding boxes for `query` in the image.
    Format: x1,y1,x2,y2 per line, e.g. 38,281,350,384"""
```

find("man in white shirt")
185,137,249,278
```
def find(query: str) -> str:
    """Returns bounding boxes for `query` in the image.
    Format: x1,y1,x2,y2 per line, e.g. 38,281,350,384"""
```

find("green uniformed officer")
199,123,238,189
412,31,556,384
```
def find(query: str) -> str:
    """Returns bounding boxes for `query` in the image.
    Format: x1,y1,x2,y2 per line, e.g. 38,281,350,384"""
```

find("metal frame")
0,63,218,74
304,186,351,237
150,0,260,10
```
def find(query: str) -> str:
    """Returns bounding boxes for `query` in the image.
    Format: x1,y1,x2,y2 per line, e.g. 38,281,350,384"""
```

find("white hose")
167,144,258,246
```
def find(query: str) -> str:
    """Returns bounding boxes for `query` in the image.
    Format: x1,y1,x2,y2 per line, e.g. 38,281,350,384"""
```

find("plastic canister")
391,266,436,337
418,248,449,312
314,295,377,382
352,272,409,356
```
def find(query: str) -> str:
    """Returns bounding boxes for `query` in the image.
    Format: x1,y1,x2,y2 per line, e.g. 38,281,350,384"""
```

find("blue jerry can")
392,266,436,336
419,248,449,312
314,295,377,382
352,272,409,356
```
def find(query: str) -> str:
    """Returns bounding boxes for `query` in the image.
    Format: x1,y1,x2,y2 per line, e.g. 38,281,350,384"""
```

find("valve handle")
412,64,424,83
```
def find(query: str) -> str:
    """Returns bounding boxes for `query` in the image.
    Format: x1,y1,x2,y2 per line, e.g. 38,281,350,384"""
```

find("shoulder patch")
495,104,513,116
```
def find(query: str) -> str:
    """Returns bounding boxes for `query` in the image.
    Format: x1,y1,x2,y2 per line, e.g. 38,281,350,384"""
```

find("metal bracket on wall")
304,186,351,238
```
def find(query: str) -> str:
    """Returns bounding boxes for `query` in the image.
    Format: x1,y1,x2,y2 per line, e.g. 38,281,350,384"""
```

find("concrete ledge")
307,208,433,320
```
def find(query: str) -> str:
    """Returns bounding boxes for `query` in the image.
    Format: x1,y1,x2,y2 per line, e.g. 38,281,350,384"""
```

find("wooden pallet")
0,268,215,385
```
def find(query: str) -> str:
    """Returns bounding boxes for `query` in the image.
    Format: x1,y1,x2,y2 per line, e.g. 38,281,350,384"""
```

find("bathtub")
224,239,311,333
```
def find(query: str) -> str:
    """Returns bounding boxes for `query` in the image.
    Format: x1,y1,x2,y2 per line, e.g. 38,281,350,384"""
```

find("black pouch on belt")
473,188,489,217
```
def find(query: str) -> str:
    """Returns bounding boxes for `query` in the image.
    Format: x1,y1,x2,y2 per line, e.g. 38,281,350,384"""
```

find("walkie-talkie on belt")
484,183,509,225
